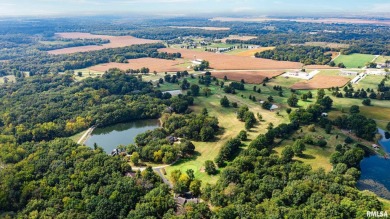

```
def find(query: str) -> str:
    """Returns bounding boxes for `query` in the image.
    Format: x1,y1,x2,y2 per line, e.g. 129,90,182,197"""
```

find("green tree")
350,105,360,114
220,96,230,107
189,179,202,197
287,94,299,107
387,122,390,131
205,160,217,175
281,146,294,163
292,139,305,156
131,152,140,166
362,98,371,106
200,126,215,142
238,130,248,141
190,84,200,96
186,169,195,181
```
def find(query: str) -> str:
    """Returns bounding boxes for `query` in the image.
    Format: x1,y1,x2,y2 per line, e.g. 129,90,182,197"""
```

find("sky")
0,0,390,17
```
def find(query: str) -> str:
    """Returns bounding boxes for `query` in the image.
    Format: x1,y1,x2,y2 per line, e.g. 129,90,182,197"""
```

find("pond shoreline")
83,119,161,153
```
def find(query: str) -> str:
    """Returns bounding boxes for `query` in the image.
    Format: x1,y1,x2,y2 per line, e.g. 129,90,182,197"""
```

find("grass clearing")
0,75,16,84
375,56,390,64
73,68,105,81
334,53,376,68
274,125,363,172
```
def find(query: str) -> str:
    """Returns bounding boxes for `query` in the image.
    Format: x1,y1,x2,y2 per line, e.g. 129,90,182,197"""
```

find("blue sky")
0,0,390,17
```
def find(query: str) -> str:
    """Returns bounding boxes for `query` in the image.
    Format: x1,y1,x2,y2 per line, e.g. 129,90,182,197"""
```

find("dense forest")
0,69,195,144
255,45,332,65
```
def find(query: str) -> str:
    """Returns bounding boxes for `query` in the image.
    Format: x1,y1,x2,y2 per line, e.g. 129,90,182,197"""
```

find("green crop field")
334,53,376,68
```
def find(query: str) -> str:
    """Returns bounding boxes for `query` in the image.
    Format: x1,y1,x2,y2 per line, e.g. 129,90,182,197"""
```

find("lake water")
357,130,390,199
85,120,160,153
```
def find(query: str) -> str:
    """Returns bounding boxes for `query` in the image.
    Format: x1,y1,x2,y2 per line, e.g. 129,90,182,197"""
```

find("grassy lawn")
273,125,352,172
334,53,376,68
354,75,386,90
164,76,289,185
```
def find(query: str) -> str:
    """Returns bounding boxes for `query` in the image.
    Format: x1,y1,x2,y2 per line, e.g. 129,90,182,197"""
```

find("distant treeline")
255,45,332,65
36,38,110,51
0,43,177,76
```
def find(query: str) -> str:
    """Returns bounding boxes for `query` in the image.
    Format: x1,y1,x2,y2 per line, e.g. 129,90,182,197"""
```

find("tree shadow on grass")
170,151,201,166
297,153,316,159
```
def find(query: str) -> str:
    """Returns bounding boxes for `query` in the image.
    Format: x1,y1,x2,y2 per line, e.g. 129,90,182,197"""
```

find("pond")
85,119,160,154
357,129,390,199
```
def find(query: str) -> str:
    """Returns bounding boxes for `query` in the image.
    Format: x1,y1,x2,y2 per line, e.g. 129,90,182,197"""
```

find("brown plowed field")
291,75,350,90
212,71,284,84
89,58,188,73
159,48,303,70
48,32,160,55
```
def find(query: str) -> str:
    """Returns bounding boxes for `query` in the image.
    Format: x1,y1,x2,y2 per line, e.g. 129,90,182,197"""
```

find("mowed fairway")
291,75,350,90
160,48,303,70
48,32,160,54
212,70,284,83
89,57,189,73
334,53,376,68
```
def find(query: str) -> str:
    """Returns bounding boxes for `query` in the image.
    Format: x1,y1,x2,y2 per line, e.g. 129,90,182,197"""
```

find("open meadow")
334,53,376,68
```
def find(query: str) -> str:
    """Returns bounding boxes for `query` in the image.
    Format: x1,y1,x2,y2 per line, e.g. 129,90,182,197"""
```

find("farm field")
48,32,160,54
233,47,275,57
159,48,303,70
89,57,190,73
334,53,376,68
375,56,390,63
220,35,257,43
212,70,284,83
291,75,351,90
169,26,230,31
